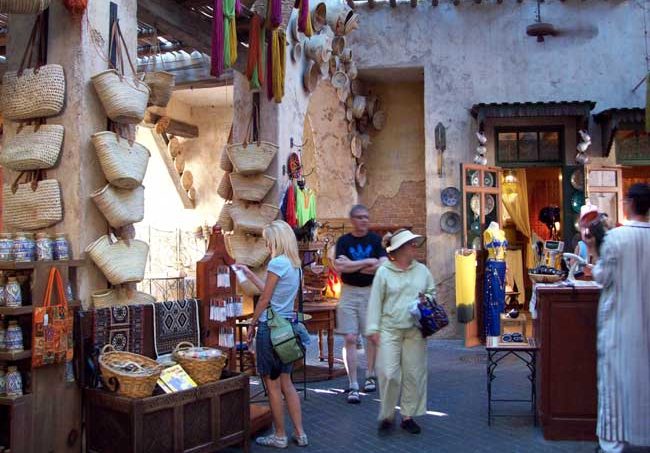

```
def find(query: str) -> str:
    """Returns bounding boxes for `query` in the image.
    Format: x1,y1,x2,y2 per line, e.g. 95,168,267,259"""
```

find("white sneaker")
256,434,288,448
293,433,309,447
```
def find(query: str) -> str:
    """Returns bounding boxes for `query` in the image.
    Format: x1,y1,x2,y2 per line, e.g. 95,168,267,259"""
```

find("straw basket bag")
0,124,64,170
226,233,271,268
174,153,186,174
352,95,367,119
99,345,163,398
91,184,145,229
230,173,276,202
220,125,234,172
181,171,194,191
85,235,149,285
172,342,228,385
144,71,175,108
3,171,62,230
218,203,234,232
168,136,182,158
311,2,327,32
1,16,65,121
226,141,277,175
91,131,150,189
230,201,279,235
0,0,50,13
217,172,233,201
372,110,386,130
92,22,150,124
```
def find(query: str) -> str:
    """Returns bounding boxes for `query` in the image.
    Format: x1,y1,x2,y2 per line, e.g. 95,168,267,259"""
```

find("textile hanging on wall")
502,169,535,269
271,29,286,103
296,187,316,227
223,0,238,68
153,299,201,357
211,0,225,77
93,305,145,354
246,15,265,89
455,250,476,324
296,0,313,36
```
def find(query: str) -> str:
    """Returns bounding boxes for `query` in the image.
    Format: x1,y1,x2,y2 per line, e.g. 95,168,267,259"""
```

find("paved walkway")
234,338,597,453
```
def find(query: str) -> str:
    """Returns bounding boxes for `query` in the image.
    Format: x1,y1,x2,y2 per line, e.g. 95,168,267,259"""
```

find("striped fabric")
593,221,650,446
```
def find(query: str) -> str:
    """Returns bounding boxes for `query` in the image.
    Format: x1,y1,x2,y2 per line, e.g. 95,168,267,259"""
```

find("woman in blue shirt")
235,220,308,448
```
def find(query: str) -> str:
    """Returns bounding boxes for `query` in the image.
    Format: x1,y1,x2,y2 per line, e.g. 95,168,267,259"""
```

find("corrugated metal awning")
470,100,596,125
593,107,645,156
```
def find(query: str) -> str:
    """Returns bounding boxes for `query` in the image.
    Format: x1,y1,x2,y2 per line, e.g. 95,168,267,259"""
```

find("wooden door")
585,165,624,224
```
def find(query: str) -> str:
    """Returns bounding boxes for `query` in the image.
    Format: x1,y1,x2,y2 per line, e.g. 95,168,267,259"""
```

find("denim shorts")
256,321,293,378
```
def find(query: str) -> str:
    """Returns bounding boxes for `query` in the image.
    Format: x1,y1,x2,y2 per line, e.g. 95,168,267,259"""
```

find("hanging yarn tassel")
246,15,264,90
298,0,313,37
63,0,87,16
211,0,225,77
223,0,238,68
272,29,286,103
266,31,274,101
265,0,282,29
235,0,242,16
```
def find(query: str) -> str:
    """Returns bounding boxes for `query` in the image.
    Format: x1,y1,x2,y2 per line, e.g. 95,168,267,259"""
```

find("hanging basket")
230,173,277,202
352,95,367,119
218,202,234,232
0,124,64,171
168,136,182,158
85,235,149,285
92,288,155,309
181,170,194,191
1,66,66,121
311,2,327,32
172,342,228,385
92,131,150,189
226,232,271,268
217,172,233,200
99,345,163,399
325,0,354,35
230,201,279,235
144,71,175,108
304,33,333,64
91,184,145,229
219,146,233,172
226,141,278,175
92,70,150,124
3,177,63,231
0,0,50,13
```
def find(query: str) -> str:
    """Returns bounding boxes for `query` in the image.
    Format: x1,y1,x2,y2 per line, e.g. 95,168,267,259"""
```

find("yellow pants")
377,327,427,421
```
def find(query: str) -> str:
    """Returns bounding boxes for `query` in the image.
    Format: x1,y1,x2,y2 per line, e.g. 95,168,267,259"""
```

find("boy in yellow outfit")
366,229,436,435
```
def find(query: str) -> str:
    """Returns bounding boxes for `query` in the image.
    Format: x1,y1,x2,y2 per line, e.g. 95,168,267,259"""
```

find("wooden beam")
143,110,200,138
149,129,195,209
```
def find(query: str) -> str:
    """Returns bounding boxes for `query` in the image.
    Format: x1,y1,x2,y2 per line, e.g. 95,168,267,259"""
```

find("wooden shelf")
0,259,86,271
0,393,31,407
0,305,33,315
0,349,31,361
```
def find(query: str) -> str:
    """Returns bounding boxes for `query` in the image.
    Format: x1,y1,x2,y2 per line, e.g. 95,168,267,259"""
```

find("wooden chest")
85,371,250,453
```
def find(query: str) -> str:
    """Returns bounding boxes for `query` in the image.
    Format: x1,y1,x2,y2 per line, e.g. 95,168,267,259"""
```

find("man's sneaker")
378,419,393,436
292,433,309,447
256,434,288,448
347,389,361,404
400,418,421,434
363,376,377,392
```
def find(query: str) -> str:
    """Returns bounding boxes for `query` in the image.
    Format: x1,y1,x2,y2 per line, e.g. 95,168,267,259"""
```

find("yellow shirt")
366,260,437,335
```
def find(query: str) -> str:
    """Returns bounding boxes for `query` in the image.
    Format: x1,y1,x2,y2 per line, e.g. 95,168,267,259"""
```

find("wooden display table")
303,301,338,379
535,285,600,441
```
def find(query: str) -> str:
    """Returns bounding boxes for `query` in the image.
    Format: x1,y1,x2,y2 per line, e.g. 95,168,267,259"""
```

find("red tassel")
63,0,87,16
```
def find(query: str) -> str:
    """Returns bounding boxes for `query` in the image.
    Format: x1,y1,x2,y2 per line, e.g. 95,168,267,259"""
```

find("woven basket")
226,141,278,175
0,124,64,170
3,178,63,230
174,153,185,174
85,235,149,285
219,145,233,172
0,0,50,13
91,70,150,124
168,136,182,158
230,201,279,235
92,288,156,309
181,171,194,191
91,131,150,189
226,233,270,268
218,172,233,200
144,71,175,107
528,273,563,284
218,203,234,232
1,65,66,120
172,342,227,385
99,345,163,398
91,184,145,228
230,173,276,202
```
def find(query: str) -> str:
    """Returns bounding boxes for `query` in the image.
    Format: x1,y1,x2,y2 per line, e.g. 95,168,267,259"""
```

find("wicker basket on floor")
172,342,228,385
99,345,163,398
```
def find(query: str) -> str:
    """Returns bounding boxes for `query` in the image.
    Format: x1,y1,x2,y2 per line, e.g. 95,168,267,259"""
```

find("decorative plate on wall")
440,212,461,234
470,218,481,235
484,194,495,215
470,194,481,216
441,187,461,207
484,172,495,188
471,236,482,250
570,168,584,191
469,170,480,187
571,192,585,214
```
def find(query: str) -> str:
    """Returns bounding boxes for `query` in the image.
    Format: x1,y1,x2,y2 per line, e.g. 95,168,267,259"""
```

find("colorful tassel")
246,15,265,90
298,0,312,37
63,0,87,16
211,0,224,77
272,29,286,103
266,30,274,101
223,0,238,68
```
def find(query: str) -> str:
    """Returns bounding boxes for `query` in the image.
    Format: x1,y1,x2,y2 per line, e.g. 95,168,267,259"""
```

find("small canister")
0,284,5,307
6,320,24,352
0,367,6,396
36,232,54,261
6,366,23,398
5,277,22,308
53,233,70,261
25,233,36,261
0,233,14,262
0,324,6,351
12,233,32,262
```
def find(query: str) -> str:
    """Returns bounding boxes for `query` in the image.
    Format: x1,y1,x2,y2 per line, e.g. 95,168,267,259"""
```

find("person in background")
366,229,435,436
334,205,387,404
237,220,308,449
586,183,650,453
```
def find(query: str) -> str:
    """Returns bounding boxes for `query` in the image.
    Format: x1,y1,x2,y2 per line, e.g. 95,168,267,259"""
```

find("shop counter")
535,285,600,441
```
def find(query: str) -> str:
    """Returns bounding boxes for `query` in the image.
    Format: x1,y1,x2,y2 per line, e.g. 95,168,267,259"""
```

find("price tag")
44,313,49,326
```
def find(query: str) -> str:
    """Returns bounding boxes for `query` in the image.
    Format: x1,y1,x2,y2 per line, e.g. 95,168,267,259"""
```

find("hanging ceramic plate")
571,192,585,214
440,212,461,234
484,194,495,215
570,168,584,191
470,218,481,235
470,194,481,216
471,236,482,250
470,170,480,187
441,187,461,207
484,172,495,188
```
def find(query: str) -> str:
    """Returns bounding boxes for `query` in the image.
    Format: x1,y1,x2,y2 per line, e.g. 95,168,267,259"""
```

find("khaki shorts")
336,284,371,336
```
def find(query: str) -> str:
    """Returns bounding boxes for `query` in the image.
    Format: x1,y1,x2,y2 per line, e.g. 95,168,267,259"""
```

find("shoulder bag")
266,268,305,364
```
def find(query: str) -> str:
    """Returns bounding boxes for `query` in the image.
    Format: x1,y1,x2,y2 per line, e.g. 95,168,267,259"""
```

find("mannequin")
483,222,507,338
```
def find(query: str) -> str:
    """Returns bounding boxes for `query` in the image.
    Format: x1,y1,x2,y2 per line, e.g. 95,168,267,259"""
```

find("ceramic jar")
0,368,6,395
53,233,70,261
36,232,54,261
5,277,22,308
0,233,14,261
12,232,35,262
6,321,23,351
6,366,23,397
0,324,6,351
0,284,5,307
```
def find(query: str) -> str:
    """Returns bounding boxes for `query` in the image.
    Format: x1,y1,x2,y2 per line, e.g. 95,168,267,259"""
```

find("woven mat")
153,299,200,357
93,305,145,354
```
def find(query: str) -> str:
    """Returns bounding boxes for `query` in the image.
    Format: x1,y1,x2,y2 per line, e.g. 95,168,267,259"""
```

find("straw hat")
352,95,366,119
346,60,358,80
355,162,367,188
372,110,386,130
367,95,378,117
311,2,327,33
332,36,346,55
291,41,302,63
331,70,349,89
350,134,362,158
385,229,425,253
344,13,360,34
303,60,320,93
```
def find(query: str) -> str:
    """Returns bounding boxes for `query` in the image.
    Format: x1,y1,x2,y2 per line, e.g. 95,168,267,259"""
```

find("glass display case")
461,163,503,249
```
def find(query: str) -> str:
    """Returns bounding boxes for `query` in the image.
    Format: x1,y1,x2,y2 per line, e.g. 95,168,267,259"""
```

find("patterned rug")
153,299,200,357
93,305,145,354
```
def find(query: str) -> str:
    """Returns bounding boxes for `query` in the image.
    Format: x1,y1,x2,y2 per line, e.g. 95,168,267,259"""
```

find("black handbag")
416,294,449,338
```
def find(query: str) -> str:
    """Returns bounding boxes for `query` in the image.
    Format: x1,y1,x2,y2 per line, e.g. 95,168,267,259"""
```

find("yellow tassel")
305,11,313,37
230,19,238,63
272,29,286,103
